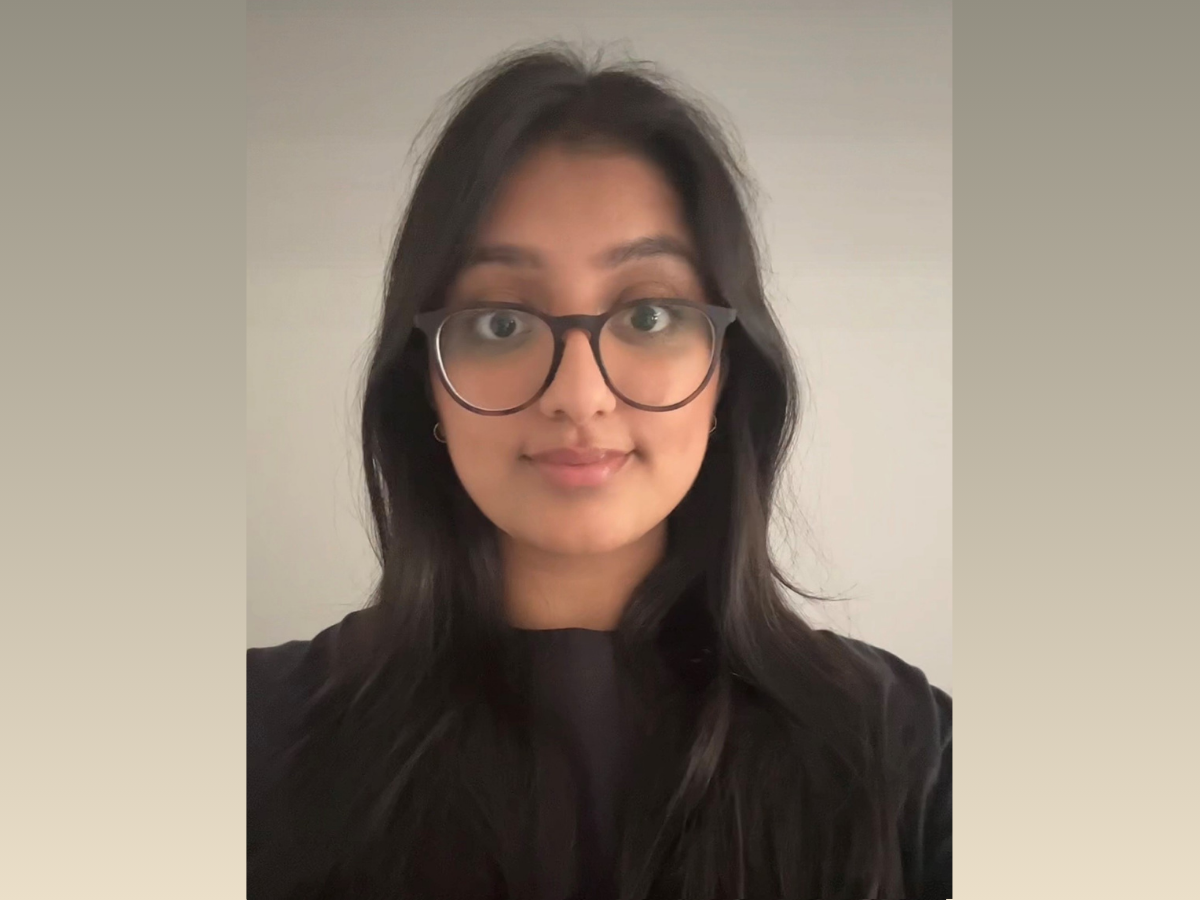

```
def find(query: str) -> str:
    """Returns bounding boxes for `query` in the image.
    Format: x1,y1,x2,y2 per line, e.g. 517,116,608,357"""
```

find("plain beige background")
247,0,952,691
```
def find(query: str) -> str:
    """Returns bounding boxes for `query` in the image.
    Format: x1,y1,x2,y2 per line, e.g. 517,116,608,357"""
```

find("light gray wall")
247,0,952,691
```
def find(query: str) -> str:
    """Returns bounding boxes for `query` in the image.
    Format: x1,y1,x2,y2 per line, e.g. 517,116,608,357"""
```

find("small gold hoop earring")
710,416,718,434
433,422,447,444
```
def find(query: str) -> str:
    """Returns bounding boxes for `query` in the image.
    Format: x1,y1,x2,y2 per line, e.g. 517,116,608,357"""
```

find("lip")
526,447,632,488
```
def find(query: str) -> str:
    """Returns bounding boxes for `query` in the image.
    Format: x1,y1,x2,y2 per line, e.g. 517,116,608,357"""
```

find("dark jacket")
248,612,952,899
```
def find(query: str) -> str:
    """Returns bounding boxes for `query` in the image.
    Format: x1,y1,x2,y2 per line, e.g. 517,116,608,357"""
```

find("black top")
518,629,635,900
248,617,952,898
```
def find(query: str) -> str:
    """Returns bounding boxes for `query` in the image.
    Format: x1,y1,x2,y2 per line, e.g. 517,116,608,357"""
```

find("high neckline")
512,626,618,636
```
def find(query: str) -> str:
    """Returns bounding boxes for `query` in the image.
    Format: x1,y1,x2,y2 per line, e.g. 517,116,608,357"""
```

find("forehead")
473,143,691,255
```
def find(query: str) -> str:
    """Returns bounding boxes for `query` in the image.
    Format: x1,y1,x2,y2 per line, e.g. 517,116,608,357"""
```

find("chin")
519,514,642,557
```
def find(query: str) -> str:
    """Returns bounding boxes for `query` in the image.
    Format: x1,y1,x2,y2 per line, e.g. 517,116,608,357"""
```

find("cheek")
644,414,709,470
433,387,517,493
632,390,718,499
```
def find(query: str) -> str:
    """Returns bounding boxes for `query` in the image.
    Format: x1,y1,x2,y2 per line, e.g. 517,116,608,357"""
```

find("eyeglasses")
413,300,737,415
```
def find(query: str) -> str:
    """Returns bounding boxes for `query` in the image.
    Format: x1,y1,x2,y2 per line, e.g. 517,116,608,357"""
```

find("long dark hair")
268,44,904,898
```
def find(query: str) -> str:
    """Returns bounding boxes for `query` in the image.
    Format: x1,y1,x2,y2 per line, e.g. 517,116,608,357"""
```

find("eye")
471,310,530,341
625,303,672,334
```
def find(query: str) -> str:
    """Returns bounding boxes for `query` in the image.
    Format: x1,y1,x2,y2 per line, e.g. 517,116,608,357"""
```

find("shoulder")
817,632,952,815
843,633,950,720
734,630,951,789
816,632,953,896
247,629,324,734
813,631,952,752
247,610,376,719
246,611,380,891
246,613,369,807
246,637,314,766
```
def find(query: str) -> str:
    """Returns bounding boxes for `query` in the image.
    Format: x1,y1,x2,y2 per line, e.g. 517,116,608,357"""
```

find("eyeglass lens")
436,302,717,412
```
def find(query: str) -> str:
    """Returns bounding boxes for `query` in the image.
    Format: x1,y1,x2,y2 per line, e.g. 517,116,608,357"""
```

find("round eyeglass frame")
413,300,738,415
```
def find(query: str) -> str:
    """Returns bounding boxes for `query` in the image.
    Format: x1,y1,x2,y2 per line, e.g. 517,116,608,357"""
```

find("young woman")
247,46,952,900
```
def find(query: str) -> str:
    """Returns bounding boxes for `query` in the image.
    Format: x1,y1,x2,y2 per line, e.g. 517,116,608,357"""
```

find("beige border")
956,0,1195,897
2,2,245,897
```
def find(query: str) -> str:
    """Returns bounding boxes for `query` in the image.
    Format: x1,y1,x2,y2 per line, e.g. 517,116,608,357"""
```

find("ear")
716,347,731,398
423,366,436,406
414,336,437,407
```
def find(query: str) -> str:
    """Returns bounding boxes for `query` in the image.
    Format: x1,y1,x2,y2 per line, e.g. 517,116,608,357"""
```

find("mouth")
524,447,633,488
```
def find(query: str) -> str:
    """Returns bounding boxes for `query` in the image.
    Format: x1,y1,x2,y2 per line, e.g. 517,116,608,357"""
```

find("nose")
536,329,617,424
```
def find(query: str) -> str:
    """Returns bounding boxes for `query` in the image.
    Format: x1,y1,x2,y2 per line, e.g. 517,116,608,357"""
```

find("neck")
501,524,667,631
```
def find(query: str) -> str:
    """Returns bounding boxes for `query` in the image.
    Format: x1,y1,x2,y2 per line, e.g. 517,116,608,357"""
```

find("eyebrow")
462,234,697,271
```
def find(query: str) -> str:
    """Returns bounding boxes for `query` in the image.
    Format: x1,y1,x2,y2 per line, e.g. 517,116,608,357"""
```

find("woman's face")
431,142,721,557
